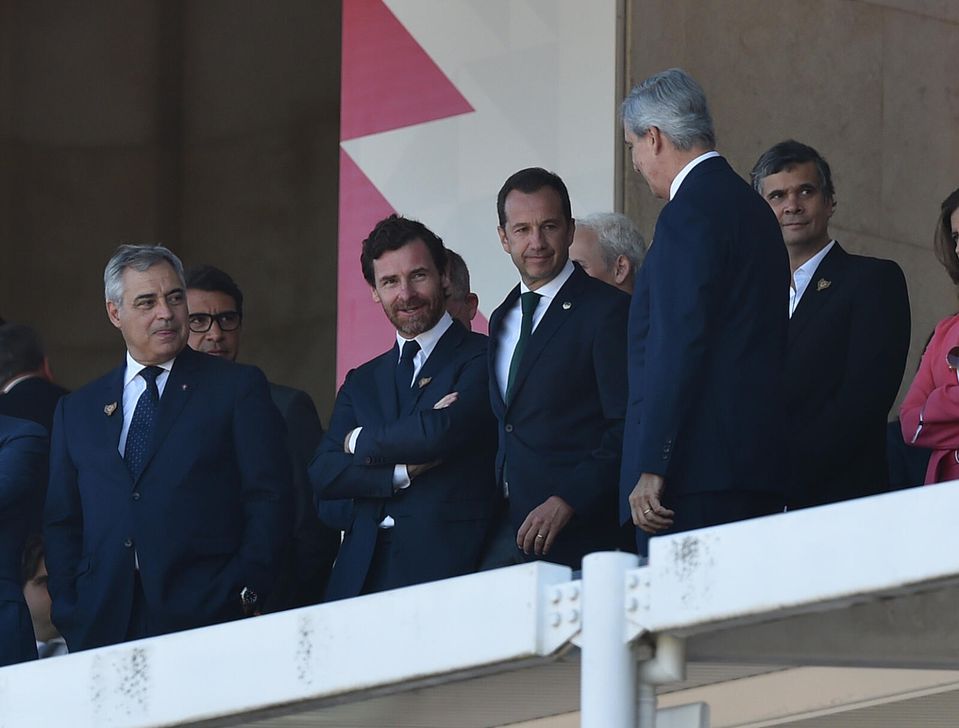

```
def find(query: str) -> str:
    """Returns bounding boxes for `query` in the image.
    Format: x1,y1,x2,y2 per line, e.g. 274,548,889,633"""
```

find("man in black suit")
0,324,69,432
310,215,498,600
487,168,629,570
0,415,47,667
184,264,339,609
620,69,791,555
750,140,911,508
45,244,291,651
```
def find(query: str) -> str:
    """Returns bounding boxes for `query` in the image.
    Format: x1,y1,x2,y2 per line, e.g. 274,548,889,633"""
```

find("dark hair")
496,167,572,227
445,249,471,300
21,533,44,586
935,187,959,286
360,214,448,286
0,323,45,384
184,264,245,316
750,139,836,201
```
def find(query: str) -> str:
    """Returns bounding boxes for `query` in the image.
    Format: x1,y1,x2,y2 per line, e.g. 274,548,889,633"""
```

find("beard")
385,292,446,338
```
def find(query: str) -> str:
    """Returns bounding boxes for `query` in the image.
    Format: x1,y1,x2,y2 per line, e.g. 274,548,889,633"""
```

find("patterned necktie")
395,339,421,410
125,366,163,479
506,291,540,402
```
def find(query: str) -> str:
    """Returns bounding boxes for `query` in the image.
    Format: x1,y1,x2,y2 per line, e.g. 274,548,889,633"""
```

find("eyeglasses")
188,311,242,333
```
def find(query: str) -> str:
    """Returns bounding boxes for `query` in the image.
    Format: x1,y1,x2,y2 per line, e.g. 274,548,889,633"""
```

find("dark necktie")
506,291,540,402
125,366,163,479
395,339,421,410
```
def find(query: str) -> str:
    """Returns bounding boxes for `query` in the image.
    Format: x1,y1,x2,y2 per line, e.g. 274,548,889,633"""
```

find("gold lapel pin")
816,278,831,292
562,301,572,310
104,402,118,417
418,377,432,389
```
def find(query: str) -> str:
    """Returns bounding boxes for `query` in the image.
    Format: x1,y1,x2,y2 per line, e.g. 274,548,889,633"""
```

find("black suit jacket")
785,243,911,507
264,383,340,610
310,321,498,600
488,265,629,569
44,346,292,651
0,415,47,667
0,377,69,433
620,156,791,525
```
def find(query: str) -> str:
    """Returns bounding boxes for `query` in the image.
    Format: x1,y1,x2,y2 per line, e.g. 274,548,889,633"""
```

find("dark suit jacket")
488,265,630,569
44,346,291,651
310,321,498,601
786,243,910,507
620,156,790,526
0,415,47,667
265,383,339,610
0,377,69,433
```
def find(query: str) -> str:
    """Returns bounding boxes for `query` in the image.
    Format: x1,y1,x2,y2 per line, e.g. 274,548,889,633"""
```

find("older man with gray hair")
618,68,791,556
570,212,646,293
44,244,291,651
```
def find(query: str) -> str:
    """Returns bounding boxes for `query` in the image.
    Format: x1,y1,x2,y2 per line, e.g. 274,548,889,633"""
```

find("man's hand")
407,460,440,479
433,392,458,409
629,473,674,534
517,496,574,556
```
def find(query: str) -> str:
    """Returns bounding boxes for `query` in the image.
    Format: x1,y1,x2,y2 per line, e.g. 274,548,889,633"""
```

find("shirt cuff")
347,427,362,454
393,464,411,490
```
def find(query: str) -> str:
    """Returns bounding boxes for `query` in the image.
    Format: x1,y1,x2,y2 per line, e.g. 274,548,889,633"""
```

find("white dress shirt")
347,312,454,528
789,240,836,318
494,259,576,401
669,150,721,200
118,352,174,456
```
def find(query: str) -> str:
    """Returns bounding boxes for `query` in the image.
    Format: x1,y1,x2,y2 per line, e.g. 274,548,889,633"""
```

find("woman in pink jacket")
901,187,959,483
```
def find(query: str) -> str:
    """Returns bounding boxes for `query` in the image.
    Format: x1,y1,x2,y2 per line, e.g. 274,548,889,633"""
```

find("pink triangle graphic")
341,0,474,141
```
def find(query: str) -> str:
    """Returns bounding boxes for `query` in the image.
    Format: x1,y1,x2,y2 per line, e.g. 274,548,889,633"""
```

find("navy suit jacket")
44,346,291,651
265,383,339,610
488,265,630,568
786,243,911,507
0,377,69,433
310,321,498,600
620,156,790,523
0,415,47,667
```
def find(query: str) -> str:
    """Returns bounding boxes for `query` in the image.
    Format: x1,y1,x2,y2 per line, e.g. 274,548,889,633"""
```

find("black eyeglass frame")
188,311,243,333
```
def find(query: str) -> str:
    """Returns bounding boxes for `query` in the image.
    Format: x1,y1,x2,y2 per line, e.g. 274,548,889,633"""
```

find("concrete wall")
0,0,341,419
623,0,959,406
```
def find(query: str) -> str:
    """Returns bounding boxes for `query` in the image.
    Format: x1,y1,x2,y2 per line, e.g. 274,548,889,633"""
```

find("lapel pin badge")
816,278,831,292
562,301,572,310
418,377,432,389
181,384,188,390
104,402,118,417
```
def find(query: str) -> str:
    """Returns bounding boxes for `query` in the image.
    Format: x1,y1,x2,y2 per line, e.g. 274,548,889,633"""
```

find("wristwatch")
240,586,258,616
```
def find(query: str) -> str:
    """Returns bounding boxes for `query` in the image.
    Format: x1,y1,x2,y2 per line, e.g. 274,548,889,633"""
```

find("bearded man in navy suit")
310,215,498,600
620,69,791,556
44,244,291,651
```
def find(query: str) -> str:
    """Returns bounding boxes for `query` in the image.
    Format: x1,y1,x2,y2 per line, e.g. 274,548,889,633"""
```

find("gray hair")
578,213,647,270
621,68,715,151
104,244,185,306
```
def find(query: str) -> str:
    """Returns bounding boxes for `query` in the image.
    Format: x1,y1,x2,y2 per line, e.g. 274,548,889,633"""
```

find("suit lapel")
100,363,129,479
507,267,585,407
134,348,198,484
375,343,400,421
788,243,847,349
405,321,467,413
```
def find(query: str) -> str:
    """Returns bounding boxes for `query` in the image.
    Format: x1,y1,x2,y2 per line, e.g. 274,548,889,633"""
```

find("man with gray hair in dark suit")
570,212,646,294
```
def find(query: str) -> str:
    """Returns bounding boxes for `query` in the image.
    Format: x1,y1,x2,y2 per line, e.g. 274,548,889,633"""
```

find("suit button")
124,538,133,548
505,424,514,433
132,492,141,501
364,457,372,465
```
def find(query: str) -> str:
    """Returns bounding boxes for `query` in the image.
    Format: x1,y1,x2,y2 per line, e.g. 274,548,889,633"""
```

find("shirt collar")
1,373,41,394
395,311,454,361
793,240,836,289
124,351,176,386
670,150,721,200
519,258,575,301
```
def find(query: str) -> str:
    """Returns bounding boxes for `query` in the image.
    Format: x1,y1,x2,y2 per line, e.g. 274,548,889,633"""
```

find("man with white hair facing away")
569,212,646,294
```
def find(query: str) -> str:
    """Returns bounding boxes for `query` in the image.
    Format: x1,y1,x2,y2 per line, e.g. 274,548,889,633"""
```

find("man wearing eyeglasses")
184,265,340,610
